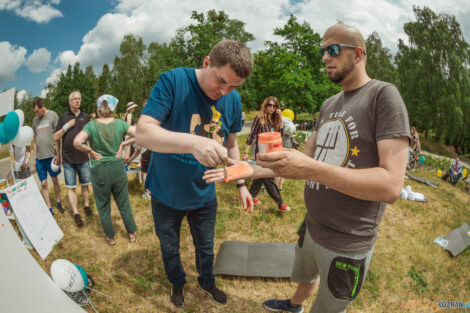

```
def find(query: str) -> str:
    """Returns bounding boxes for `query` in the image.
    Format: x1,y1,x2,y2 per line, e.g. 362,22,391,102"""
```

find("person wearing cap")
54,91,92,227
204,24,410,313
73,95,137,246
32,98,64,216
123,101,138,164
136,40,253,308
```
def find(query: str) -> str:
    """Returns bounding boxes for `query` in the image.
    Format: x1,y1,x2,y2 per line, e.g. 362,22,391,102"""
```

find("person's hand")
238,186,253,213
203,159,253,184
276,108,282,117
90,151,103,161
124,156,130,164
116,144,123,158
257,149,314,179
55,155,61,166
67,119,76,129
21,161,29,172
243,152,249,161
191,136,228,167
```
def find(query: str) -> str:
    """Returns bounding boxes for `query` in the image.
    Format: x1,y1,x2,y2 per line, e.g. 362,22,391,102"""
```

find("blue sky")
1,0,469,101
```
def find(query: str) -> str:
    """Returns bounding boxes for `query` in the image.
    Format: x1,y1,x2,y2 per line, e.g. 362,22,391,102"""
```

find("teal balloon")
74,264,88,290
3,111,20,141
419,156,425,164
0,124,9,144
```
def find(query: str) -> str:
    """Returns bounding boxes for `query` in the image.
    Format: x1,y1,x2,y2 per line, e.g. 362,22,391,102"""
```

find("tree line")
15,7,470,153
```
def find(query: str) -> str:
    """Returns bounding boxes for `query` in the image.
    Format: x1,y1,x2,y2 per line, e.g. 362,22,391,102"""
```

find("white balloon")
51,158,60,172
11,126,33,147
50,259,85,292
14,109,24,127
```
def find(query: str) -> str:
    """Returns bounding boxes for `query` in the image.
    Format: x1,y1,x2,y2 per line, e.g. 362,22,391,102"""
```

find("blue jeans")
151,197,217,289
63,162,91,188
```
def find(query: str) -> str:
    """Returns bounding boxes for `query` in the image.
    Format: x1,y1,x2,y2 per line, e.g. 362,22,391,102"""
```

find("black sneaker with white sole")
263,299,304,313
171,285,184,308
203,285,227,305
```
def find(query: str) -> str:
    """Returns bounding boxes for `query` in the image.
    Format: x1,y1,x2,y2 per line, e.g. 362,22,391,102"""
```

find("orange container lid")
258,132,281,143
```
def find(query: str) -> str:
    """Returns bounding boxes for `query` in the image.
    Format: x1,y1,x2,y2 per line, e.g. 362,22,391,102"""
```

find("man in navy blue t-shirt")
136,40,253,308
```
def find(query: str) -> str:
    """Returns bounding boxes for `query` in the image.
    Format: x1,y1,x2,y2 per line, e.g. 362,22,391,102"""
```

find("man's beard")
328,59,354,83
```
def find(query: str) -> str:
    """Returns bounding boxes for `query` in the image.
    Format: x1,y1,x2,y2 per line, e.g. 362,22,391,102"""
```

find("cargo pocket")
297,219,306,248
327,256,366,300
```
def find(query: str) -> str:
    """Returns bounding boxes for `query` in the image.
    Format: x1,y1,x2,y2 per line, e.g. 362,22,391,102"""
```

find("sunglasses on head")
320,44,366,57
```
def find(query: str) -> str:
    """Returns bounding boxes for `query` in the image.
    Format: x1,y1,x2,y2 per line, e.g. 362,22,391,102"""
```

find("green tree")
49,62,97,115
365,32,396,84
244,15,339,115
395,6,470,152
97,63,114,96
112,34,151,113
171,10,255,67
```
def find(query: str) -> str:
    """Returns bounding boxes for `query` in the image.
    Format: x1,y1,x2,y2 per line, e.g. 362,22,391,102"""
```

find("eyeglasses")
320,44,366,57
267,103,278,108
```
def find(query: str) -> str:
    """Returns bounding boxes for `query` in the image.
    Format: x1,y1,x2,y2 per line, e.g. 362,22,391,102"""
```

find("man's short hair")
69,91,81,101
209,40,253,78
33,98,45,109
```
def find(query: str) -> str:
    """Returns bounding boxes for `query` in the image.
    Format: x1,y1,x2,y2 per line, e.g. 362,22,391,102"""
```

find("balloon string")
86,287,113,298
82,291,99,313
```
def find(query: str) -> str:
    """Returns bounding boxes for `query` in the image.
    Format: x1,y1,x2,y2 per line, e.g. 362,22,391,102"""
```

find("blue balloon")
0,124,9,144
419,156,425,164
74,264,88,290
3,111,20,141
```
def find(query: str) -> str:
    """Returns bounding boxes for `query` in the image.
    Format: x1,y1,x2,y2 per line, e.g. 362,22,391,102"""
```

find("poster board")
0,208,86,313
0,87,15,117
6,176,63,259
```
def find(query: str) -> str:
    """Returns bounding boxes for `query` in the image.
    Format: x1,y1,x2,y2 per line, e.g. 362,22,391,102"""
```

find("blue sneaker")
264,299,304,313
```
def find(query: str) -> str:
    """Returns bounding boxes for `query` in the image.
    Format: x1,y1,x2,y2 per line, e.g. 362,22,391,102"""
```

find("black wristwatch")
236,182,246,188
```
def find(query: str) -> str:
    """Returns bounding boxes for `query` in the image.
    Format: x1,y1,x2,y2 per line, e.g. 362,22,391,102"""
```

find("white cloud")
40,87,50,98
48,0,470,84
44,68,64,86
0,0,63,23
25,48,51,72
57,50,79,68
16,89,28,103
0,41,26,85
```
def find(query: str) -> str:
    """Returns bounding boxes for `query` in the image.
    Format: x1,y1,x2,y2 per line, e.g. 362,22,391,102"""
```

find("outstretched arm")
136,114,228,167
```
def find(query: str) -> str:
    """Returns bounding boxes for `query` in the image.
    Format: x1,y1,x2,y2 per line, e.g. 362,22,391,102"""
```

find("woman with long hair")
74,95,138,245
243,96,291,211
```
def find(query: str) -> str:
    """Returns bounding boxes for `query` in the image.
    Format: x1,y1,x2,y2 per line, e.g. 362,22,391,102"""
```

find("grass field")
24,137,470,313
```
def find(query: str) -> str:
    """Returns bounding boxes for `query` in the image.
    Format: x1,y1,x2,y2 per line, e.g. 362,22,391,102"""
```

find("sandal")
105,237,116,246
128,232,137,243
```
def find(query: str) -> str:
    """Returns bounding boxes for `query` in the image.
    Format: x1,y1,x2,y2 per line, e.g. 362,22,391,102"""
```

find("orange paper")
224,162,252,182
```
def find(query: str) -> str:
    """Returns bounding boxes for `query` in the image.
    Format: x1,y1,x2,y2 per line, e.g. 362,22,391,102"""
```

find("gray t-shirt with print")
32,110,59,160
304,79,410,254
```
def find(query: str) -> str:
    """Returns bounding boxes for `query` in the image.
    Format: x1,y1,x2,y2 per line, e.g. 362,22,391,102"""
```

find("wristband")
236,182,246,188
63,123,70,132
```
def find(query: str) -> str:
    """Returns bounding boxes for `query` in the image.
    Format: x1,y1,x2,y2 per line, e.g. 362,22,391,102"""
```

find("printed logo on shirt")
189,106,225,145
306,110,360,191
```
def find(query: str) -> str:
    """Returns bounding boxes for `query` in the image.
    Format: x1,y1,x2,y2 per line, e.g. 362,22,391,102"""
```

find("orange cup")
258,132,283,153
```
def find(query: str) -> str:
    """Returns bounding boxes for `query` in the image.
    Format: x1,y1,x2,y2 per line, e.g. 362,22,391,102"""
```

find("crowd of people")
9,22,467,313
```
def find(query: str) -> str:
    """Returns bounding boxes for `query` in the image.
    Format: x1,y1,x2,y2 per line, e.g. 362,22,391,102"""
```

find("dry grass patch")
28,162,469,312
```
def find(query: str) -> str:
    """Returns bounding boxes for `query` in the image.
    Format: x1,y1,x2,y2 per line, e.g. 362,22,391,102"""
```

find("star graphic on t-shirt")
351,146,360,157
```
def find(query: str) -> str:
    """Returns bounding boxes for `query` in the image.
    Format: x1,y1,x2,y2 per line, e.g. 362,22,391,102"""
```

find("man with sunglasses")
258,24,411,313
136,40,253,308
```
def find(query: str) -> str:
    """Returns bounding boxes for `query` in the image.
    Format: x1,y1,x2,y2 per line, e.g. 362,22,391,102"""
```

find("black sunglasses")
320,44,366,57
267,103,278,108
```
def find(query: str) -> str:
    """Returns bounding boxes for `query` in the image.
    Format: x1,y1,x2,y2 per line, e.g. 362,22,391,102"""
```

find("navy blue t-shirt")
142,67,242,210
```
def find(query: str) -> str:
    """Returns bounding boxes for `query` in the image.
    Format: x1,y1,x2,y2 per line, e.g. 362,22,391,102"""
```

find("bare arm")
135,114,228,167
258,137,409,204
73,131,102,160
